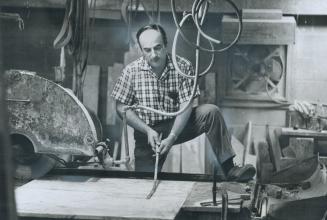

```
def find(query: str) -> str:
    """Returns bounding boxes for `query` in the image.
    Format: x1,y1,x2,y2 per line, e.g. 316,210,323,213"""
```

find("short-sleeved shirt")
111,54,200,126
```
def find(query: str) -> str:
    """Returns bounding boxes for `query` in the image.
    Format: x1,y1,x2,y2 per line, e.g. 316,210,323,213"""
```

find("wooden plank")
106,63,123,125
242,9,282,20
285,44,294,102
82,65,100,114
267,126,282,171
106,66,116,125
281,128,327,139
16,176,194,220
1,0,327,15
222,15,296,45
0,30,17,219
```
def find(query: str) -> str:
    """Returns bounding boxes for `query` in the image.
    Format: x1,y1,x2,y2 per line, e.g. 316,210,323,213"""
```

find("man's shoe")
226,164,256,182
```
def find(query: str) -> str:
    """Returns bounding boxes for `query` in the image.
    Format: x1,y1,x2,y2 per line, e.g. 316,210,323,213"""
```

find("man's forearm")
116,102,151,134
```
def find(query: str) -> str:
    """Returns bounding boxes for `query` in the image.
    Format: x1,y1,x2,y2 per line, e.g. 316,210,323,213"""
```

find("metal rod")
5,98,30,103
146,134,162,199
221,188,228,220
212,165,217,206
49,168,224,182
122,109,130,164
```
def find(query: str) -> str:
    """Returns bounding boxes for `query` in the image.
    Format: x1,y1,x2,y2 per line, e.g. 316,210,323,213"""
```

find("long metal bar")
146,134,162,199
49,168,226,182
5,98,31,103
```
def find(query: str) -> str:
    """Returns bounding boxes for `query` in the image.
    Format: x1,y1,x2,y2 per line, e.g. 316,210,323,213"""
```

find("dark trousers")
133,104,235,172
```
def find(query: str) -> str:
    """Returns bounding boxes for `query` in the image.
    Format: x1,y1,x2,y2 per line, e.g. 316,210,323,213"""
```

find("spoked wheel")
11,134,56,180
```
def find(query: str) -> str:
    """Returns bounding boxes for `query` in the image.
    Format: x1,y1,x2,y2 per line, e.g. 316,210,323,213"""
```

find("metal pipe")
122,109,130,163
212,165,217,206
192,0,242,53
170,0,242,53
171,13,215,79
5,98,31,103
221,188,228,220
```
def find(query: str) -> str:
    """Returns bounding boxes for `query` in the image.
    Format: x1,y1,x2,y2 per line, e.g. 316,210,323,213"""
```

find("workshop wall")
1,8,65,82
292,18,327,104
223,16,327,143
3,5,327,172
0,7,217,137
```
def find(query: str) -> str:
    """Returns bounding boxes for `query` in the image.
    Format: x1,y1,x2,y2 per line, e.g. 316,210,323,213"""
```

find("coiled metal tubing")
171,0,242,53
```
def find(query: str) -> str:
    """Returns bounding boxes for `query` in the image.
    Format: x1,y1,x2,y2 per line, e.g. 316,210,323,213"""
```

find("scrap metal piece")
268,196,327,220
269,155,319,184
257,126,320,184
0,12,24,30
5,70,98,156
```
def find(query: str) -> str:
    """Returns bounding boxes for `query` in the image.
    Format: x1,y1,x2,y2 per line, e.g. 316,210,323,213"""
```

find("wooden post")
0,20,17,220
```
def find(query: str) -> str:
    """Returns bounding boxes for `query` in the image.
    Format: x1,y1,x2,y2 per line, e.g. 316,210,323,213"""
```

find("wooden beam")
82,65,101,114
222,15,296,45
0,21,17,220
281,127,327,139
106,63,124,125
0,0,66,8
1,0,327,15
242,9,282,20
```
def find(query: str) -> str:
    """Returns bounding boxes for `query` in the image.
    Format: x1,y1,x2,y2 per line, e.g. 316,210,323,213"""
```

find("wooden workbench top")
15,175,194,220
281,127,327,138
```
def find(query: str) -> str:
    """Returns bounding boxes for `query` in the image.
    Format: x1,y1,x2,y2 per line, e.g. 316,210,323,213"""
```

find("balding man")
112,24,255,182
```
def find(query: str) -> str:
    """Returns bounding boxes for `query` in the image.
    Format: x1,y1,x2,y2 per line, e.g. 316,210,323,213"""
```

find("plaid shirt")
111,54,200,125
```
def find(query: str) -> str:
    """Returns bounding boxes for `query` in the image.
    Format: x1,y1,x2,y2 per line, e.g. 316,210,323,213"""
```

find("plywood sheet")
16,176,194,220
83,65,100,114
106,63,123,125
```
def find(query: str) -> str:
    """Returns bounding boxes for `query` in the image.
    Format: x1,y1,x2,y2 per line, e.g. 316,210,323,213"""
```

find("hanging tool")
53,0,92,101
146,133,162,199
0,12,24,30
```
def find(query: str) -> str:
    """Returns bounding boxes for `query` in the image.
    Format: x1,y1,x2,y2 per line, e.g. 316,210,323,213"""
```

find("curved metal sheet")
5,70,97,156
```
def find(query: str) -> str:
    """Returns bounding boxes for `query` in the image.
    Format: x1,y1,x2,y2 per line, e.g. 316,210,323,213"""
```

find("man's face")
138,29,167,70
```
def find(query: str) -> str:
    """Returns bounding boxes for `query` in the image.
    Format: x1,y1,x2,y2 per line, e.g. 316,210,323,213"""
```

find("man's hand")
147,129,160,151
158,134,177,155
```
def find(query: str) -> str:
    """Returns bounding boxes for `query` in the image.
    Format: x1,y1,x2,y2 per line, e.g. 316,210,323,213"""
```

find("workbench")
16,175,193,220
281,127,327,140
280,127,327,153
15,174,250,220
